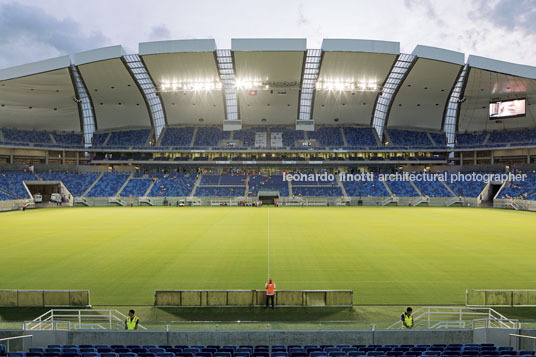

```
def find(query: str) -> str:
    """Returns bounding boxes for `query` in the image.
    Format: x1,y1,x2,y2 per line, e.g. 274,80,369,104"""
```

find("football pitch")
1,206,535,306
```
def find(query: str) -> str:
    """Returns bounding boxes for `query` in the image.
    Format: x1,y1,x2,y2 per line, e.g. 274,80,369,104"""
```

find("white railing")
387,306,518,329
509,334,536,351
0,335,33,352
24,309,146,330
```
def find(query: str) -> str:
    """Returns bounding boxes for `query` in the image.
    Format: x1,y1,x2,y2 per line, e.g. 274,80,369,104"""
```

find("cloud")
473,0,536,35
0,2,109,69
403,0,445,27
149,24,171,40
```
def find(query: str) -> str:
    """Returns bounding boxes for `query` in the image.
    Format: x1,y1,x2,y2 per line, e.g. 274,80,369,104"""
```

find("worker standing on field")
125,309,139,330
265,278,276,309
401,307,413,329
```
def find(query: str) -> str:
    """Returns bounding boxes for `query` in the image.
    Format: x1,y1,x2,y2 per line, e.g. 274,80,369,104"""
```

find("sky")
0,0,535,70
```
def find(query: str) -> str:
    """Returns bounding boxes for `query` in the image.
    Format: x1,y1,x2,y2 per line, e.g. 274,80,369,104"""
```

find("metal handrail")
387,306,515,329
0,335,33,352
509,333,536,351
29,309,146,330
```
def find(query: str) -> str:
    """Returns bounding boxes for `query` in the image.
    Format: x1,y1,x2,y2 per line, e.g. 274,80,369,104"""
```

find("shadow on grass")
153,306,357,322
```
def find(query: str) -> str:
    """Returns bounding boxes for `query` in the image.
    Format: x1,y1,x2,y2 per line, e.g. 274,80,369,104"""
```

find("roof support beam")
216,49,240,130
70,65,96,147
296,49,322,131
443,64,469,147
123,54,166,140
371,54,416,141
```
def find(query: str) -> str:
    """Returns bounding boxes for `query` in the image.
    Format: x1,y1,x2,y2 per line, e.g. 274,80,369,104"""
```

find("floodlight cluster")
315,80,379,91
160,81,223,92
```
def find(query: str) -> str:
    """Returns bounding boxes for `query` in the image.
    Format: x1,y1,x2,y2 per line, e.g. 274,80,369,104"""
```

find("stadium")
1,22,536,357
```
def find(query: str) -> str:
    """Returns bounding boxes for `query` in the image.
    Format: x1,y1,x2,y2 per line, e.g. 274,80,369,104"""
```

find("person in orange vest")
265,278,276,309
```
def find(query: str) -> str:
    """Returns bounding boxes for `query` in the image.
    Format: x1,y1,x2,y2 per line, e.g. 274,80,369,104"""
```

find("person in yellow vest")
265,278,276,309
125,309,139,330
401,307,413,329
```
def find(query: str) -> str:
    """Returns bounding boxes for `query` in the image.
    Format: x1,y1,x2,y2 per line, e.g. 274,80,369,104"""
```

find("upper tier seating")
487,129,536,145
39,172,101,197
194,127,230,147
105,129,151,147
2,128,52,143
385,179,420,197
53,133,83,146
86,173,130,197
456,133,487,147
92,133,110,146
307,127,344,147
428,133,447,146
343,177,389,197
343,127,378,147
148,173,196,197
160,127,195,147
233,128,266,148
386,129,433,147
270,127,304,147
0,171,37,198
120,178,153,198
248,174,289,197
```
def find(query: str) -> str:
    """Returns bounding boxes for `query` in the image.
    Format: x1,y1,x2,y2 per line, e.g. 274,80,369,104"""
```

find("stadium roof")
0,38,535,134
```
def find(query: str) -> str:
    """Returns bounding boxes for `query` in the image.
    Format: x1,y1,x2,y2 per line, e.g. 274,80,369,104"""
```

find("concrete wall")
154,290,353,307
0,290,90,307
0,328,521,351
467,290,536,307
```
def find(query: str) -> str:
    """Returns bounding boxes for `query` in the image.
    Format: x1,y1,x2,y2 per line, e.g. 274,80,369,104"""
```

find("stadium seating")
499,172,536,200
86,173,130,197
0,171,37,198
270,127,305,147
38,172,101,197
292,186,343,197
343,127,378,148
386,129,433,147
148,173,197,197
307,127,344,147
160,127,195,147
7,343,529,357
412,179,454,198
194,127,231,147
105,129,151,147
487,129,536,145
92,133,110,146
53,132,83,146
455,133,487,147
445,173,488,198
248,174,289,197
119,178,153,197
385,179,420,197
428,133,447,147
196,186,245,197
234,128,265,148
1,128,52,144
343,177,389,197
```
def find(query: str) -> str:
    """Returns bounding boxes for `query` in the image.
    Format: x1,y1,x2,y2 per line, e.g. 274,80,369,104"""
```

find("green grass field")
1,206,535,306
